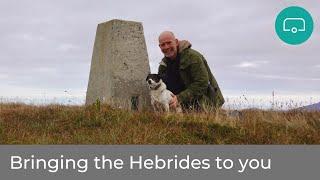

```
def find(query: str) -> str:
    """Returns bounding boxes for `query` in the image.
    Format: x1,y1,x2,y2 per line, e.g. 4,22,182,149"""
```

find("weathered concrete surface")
86,19,151,110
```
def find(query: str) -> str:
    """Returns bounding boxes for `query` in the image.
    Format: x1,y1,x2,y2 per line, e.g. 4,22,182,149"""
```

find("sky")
0,0,319,107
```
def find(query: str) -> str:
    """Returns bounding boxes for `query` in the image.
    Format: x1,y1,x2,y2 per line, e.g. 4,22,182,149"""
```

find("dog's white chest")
150,90,172,104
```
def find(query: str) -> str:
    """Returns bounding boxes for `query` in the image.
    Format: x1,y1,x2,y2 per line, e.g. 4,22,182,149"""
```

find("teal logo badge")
275,6,313,45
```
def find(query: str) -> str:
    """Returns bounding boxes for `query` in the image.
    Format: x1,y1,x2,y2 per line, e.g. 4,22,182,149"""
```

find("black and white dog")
146,74,182,113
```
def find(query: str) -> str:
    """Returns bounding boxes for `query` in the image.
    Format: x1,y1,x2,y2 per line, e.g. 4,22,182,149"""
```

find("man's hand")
169,94,178,108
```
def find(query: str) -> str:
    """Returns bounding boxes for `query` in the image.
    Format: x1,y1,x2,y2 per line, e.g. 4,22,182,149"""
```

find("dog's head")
146,74,163,90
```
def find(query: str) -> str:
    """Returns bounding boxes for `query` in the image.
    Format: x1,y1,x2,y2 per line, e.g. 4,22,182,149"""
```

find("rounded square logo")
275,6,314,45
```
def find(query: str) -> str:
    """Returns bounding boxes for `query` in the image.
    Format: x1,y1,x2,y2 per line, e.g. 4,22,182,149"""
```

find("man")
158,31,224,111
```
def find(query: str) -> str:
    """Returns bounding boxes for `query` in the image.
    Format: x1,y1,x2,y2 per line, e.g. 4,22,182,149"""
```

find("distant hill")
301,102,320,111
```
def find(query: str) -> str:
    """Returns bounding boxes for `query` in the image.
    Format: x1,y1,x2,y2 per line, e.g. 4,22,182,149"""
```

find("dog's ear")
146,73,151,81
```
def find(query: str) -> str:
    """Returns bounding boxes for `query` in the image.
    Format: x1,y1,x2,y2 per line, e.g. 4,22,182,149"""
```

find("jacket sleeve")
177,54,209,104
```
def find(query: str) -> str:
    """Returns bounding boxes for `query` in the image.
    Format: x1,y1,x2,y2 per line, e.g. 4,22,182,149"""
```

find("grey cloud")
233,61,269,68
0,0,319,99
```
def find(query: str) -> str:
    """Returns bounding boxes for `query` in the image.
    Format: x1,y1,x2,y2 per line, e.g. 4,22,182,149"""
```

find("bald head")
158,31,179,60
158,31,176,42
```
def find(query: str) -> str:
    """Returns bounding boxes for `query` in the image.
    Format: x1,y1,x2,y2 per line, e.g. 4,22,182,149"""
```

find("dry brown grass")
0,103,319,144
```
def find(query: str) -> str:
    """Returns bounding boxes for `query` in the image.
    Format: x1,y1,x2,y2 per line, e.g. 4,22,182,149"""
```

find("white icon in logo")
283,18,306,33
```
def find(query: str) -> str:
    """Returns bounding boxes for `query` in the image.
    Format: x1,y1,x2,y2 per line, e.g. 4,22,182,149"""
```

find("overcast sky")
0,0,319,105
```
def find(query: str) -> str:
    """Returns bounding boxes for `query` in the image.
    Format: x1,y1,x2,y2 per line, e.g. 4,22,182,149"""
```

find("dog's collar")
152,84,161,90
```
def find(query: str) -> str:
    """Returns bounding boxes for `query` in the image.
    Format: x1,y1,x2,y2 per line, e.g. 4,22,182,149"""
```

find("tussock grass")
0,103,319,144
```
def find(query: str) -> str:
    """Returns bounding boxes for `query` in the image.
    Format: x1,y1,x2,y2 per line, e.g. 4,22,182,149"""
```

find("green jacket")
158,40,225,109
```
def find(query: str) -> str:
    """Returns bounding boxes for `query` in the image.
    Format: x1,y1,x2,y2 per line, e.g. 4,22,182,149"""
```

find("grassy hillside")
0,103,319,144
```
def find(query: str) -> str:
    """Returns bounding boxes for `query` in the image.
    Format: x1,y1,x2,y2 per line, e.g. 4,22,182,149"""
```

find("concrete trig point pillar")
86,19,151,110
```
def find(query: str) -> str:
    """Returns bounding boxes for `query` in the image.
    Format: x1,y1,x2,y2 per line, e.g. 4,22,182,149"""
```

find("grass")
0,103,319,144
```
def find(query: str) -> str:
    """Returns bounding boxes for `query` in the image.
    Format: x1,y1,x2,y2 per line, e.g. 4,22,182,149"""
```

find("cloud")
32,67,57,73
0,74,9,79
10,33,46,41
57,43,79,52
234,61,269,68
256,74,320,81
0,0,319,99
20,34,33,41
